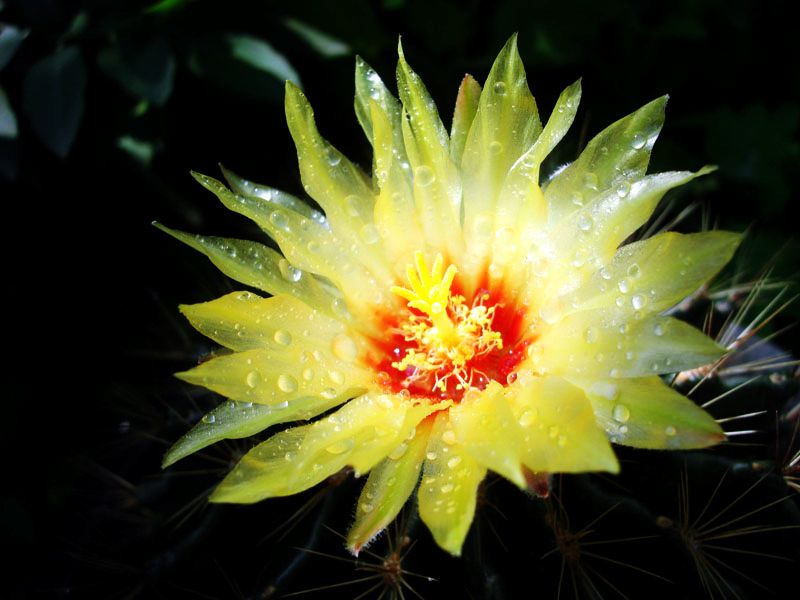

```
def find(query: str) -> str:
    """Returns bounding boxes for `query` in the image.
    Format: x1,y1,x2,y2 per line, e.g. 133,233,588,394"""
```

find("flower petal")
354,55,403,151
565,230,742,317
156,225,336,313
535,310,725,378
449,382,526,488
461,34,541,226
284,82,393,284
418,412,486,556
346,416,433,555
192,171,385,321
573,376,725,449
396,41,462,258
539,167,715,302
162,393,349,468
449,74,481,165
507,376,619,473
545,96,667,225
210,394,442,502
369,99,424,275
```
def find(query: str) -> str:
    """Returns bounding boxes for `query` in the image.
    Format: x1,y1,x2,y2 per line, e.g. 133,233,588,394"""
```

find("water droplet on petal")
360,502,374,513
583,172,598,190
277,374,298,393
612,404,631,423
246,371,261,388
440,483,454,494
332,334,358,362
577,214,593,232
328,370,345,385
627,263,640,278
447,456,462,469
359,224,380,244
631,294,646,310
326,148,342,166
278,259,302,282
269,211,289,231
426,452,438,461
631,133,646,150
389,443,408,460
414,165,435,187
665,425,677,437
302,368,315,381
273,330,292,346
653,323,664,336
493,81,507,95
442,430,457,445
618,279,630,293
616,181,631,197
584,327,598,343
489,140,503,155
326,439,354,454
202,414,216,424
518,409,538,428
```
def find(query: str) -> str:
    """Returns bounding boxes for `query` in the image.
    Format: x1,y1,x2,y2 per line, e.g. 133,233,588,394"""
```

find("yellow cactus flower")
159,36,740,556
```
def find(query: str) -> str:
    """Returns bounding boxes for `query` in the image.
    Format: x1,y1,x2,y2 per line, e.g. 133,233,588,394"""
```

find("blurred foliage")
2,0,798,598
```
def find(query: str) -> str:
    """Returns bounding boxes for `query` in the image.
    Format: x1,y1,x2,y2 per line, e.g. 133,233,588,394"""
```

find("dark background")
2,0,798,598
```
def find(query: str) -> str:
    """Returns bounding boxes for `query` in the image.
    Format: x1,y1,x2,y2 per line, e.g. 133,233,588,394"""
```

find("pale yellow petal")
507,376,619,473
346,417,433,554
449,382,526,488
418,412,486,556
572,376,725,449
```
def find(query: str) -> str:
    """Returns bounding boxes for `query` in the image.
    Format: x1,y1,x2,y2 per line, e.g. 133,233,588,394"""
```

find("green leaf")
228,34,301,88
22,45,86,158
97,37,176,105
283,18,350,58
0,86,16,138
0,24,28,71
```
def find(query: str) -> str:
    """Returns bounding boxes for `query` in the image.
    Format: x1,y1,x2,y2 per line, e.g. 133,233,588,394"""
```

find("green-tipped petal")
566,230,742,316
508,376,619,474
544,167,716,297
449,74,481,165
210,394,442,503
418,413,486,555
545,96,667,224
162,392,350,467
155,225,334,312
536,310,725,378
346,417,432,554
576,376,726,449
396,41,462,257
462,34,541,222
354,55,403,151
450,382,526,488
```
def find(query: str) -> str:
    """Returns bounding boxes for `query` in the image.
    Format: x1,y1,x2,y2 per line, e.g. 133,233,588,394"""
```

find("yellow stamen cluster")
390,252,503,392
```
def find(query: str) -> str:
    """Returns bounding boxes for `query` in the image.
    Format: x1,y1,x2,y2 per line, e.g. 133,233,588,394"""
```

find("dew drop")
653,323,664,336
612,404,631,423
447,456,462,469
326,439,354,454
273,330,292,346
389,443,408,460
269,211,289,231
506,372,518,385
246,371,261,388
414,165,435,187
631,294,646,310
518,409,538,428
360,502,374,513
277,374,298,393
202,414,216,424
489,140,503,155
584,327,598,343
332,334,358,362
328,370,345,385
600,267,612,280
442,430,457,445
326,148,341,166
440,483,454,494
631,133,646,150
426,451,438,461
627,263,640,278
609,368,621,378
665,425,677,437
571,191,584,206
577,214,593,232
302,367,315,382
278,259,302,282
616,181,631,198
618,278,630,293
493,81,507,95
345,195,361,217
360,224,380,244
321,388,338,399
583,172,598,190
